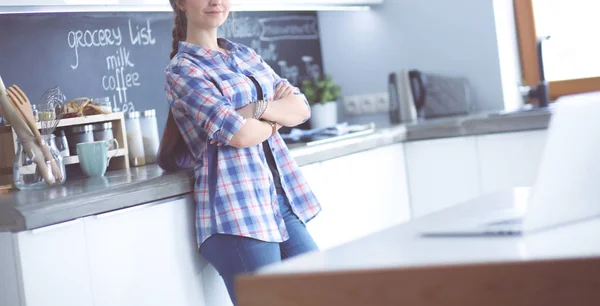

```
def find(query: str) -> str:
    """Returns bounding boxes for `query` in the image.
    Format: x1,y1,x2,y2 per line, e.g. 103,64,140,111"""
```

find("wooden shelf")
35,113,123,129
16,149,129,174
63,149,129,165
1,111,130,189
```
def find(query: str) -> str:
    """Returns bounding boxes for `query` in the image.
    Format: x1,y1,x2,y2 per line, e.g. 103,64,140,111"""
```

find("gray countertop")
0,107,552,232
290,107,551,165
0,165,194,232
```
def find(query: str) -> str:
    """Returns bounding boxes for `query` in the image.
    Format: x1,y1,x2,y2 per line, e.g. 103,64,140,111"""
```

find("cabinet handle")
93,203,153,219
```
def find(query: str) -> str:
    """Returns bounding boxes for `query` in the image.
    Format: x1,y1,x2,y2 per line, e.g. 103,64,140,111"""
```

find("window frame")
513,0,600,101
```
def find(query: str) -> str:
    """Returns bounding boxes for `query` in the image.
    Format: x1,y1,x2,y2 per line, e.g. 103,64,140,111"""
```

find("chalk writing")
302,56,321,80
250,39,278,62
67,26,122,69
258,16,319,42
106,47,135,70
66,19,156,113
102,46,141,112
218,16,261,39
219,15,319,42
277,61,300,85
128,19,156,46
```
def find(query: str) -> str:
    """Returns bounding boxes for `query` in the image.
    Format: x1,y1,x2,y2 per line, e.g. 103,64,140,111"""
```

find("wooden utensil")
7,85,35,119
0,77,55,185
6,85,63,182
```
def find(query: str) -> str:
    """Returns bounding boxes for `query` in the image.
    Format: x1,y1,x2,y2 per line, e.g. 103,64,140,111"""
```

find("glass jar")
54,129,70,157
140,109,160,164
92,97,112,113
125,111,146,166
31,104,39,122
65,124,94,155
93,122,114,142
13,134,67,190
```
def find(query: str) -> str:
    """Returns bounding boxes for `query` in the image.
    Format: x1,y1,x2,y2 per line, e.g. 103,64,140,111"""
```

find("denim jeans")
200,193,319,305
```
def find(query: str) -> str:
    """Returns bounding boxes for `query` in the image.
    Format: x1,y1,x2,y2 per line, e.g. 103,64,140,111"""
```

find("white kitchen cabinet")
202,264,234,306
476,130,548,194
404,136,482,218
354,143,411,232
14,219,95,306
83,196,206,306
302,144,411,250
0,232,23,306
300,161,333,249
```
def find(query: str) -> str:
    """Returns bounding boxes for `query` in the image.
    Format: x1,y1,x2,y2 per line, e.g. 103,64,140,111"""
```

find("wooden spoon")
0,77,54,185
6,86,63,182
8,85,35,119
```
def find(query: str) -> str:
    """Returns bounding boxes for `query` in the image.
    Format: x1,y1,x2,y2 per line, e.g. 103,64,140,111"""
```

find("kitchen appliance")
388,70,417,124
409,70,427,119
420,72,472,118
388,69,473,123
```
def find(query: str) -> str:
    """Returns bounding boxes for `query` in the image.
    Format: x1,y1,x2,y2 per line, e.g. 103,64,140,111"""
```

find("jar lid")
92,97,110,103
142,109,156,117
65,124,93,134
93,122,113,130
126,111,141,119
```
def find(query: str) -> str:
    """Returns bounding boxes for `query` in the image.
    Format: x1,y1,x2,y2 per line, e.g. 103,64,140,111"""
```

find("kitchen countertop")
404,106,551,140
236,187,600,305
0,165,194,232
290,107,551,165
0,107,552,232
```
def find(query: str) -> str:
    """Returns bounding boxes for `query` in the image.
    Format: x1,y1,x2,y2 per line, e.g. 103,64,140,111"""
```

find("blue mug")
76,139,119,177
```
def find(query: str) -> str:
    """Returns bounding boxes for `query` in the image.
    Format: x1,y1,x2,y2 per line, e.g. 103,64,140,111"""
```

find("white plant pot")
309,101,338,130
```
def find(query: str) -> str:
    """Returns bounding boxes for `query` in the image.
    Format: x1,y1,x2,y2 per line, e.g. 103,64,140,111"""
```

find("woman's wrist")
253,99,269,119
261,119,277,136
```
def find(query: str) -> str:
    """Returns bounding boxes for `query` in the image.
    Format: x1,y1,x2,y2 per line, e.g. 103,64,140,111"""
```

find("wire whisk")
39,86,66,136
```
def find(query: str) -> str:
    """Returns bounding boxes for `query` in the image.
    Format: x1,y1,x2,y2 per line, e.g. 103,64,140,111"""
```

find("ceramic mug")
76,139,119,177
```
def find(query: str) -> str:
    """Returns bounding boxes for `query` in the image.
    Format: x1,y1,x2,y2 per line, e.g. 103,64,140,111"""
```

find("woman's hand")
274,82,295,100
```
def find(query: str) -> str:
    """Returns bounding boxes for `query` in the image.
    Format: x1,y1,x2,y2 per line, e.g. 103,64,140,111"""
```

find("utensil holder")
1,112,130,190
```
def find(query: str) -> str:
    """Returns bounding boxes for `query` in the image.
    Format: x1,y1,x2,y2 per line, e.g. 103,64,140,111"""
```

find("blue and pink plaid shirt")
164,38,322,247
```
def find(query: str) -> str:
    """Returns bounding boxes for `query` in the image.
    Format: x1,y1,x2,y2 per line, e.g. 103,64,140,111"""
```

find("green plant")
301,75,341,105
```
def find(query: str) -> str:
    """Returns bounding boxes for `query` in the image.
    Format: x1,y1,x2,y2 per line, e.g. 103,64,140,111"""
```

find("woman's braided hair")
157,0,192,171
169,0,187,59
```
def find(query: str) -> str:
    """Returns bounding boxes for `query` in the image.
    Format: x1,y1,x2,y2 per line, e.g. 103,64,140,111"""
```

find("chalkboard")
0,11,323,135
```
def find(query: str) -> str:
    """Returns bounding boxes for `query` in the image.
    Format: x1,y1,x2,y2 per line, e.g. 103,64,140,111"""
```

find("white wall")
318,0,509,113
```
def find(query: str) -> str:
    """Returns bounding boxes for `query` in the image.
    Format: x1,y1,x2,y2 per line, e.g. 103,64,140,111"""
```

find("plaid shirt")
165,39,322,247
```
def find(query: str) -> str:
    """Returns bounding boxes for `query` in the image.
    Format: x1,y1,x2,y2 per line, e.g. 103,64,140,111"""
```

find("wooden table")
237,188,600,306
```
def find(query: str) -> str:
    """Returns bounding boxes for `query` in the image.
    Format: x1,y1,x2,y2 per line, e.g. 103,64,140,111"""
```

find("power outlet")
374,92,390,113
359,94,377,114
342,92,390,116
342,95,361,116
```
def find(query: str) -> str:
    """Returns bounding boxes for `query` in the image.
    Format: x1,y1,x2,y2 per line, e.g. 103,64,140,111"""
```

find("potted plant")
301,74,342,129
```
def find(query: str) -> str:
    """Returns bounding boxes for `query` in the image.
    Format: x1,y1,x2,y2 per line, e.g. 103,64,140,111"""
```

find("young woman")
160,0,322,304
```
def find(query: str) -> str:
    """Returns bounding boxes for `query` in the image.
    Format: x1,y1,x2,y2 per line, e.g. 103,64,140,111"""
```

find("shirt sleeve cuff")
213,107,246,145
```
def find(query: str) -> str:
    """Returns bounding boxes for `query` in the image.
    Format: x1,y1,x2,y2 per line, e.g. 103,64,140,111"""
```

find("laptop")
419,92,600,236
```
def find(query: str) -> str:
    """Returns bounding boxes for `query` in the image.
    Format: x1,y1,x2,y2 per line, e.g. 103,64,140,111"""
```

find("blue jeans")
200,193,319,305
